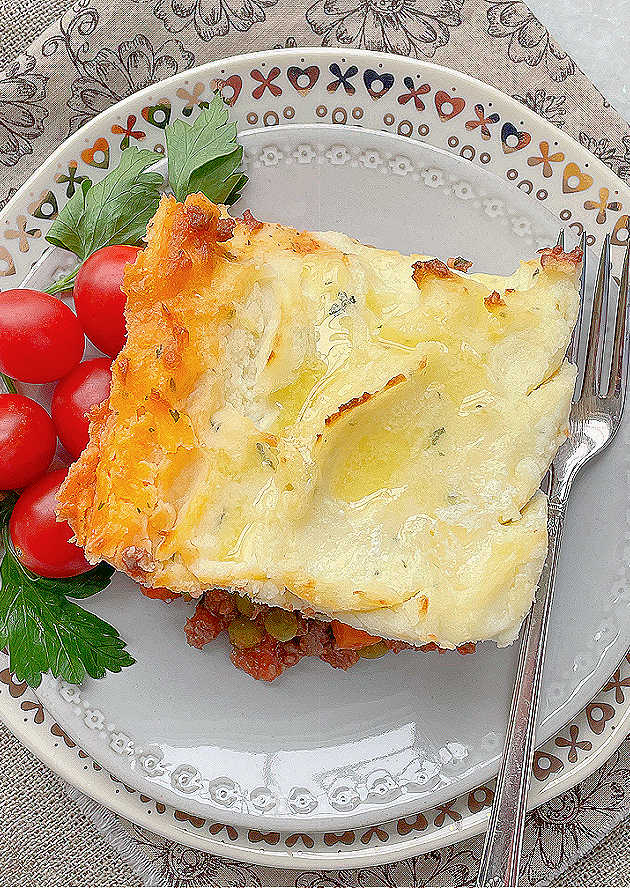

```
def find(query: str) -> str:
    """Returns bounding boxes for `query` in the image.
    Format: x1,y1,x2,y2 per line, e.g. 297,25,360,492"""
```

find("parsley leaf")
188,148,248,205
0,521,133,688
45,147,163,285
32,562,116,599
166,94,247,205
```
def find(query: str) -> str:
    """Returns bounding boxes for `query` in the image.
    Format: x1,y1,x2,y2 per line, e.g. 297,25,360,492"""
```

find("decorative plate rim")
4,46,630,232
1,46,629,861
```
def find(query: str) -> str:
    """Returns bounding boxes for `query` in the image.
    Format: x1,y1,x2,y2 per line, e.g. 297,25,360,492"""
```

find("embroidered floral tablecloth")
1,0,629,884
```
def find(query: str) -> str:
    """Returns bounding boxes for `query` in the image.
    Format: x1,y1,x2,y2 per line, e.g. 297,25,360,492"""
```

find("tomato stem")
0,521,15,560
0,373,17,394
2,520,38,581
46,267,79,295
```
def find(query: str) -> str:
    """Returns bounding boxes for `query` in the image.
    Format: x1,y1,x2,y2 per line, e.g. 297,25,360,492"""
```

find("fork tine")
607,237,630,399
582,234,611,396
556,229,565,249
567,231,587,365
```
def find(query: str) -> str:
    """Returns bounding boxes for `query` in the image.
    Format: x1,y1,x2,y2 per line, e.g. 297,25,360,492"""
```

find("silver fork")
477,230,630,888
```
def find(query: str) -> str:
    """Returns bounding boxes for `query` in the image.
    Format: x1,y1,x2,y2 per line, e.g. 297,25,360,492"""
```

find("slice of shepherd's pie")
58,194,581,677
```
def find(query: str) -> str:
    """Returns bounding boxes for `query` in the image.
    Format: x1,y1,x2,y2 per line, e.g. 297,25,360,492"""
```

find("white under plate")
1,49,628,842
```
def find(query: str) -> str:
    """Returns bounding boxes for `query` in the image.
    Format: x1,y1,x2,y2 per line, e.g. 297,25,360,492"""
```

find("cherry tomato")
9,468,91,577
73,245,141,357
52,358,112,459
0,289,84,383
0,394,57,490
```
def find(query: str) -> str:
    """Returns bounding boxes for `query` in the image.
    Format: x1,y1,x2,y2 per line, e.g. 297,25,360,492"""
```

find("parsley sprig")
45,93,248,292
166,93,247,205
45,148,164,294
0,512,132,688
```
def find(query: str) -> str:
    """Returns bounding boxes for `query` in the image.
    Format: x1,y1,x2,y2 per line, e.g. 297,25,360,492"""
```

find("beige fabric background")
0,0,629,884
0,725,135,886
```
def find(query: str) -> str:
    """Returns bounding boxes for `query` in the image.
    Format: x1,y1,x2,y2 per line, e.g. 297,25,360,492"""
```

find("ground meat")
185,589,475,681
231,636,288,682
204,588,240,619
185,608,225,649
294,617,330,657
319,646,361,670
418,641,444,653
184,589,237,648
383,638,414,654
454,641,477,655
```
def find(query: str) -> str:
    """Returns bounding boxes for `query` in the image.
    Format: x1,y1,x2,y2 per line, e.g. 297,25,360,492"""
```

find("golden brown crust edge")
58,194,222,577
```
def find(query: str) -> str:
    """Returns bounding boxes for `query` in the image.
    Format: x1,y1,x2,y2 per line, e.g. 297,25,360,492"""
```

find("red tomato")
73,245,141,357
9,468,91,577
0,289,84,383
0,394,57,490
52,358,112,459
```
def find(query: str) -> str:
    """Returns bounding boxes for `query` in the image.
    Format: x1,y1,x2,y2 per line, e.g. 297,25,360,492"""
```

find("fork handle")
476,498,566,888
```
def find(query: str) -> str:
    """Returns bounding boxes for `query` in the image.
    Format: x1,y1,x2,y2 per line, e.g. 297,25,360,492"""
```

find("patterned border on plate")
1,647,629,869
1,49,629,287
1,49,629,865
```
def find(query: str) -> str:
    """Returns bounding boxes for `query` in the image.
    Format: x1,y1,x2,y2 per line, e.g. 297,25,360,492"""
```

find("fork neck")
547,463,572,506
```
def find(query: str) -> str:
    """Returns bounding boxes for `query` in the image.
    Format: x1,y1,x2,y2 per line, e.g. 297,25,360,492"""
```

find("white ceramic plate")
1,49,629,849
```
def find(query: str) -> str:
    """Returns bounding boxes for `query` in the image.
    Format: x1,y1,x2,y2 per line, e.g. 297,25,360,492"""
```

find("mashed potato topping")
58,195,581,649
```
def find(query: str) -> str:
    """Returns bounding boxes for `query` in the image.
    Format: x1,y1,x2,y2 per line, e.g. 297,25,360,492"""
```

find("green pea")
235,593,254,617
228,617,264,649
358,641,389,659
263,608,298,642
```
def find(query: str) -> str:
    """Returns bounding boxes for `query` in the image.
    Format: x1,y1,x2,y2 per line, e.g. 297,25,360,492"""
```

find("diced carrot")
141,586,179,602
331,620,381,650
